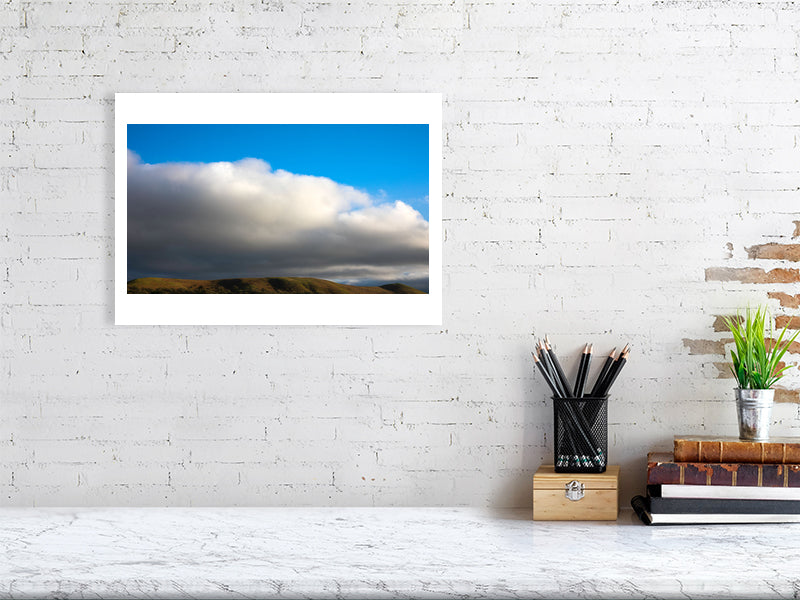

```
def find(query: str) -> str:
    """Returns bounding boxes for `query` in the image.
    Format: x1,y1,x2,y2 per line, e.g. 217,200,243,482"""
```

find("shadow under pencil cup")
553,396,608,474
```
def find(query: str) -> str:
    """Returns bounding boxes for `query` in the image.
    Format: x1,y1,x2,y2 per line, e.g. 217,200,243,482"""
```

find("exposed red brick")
713,315,742,332
705,267,800,284
766,339,800,354
716,314,798,331
775,388,800,404
746,243,800,262
714,362,734,379
775,315,800,330
769,292,800,309
682,338,729,355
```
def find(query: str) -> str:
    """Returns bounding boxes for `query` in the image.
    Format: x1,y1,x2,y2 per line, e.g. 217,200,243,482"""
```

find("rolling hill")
127,276,426,295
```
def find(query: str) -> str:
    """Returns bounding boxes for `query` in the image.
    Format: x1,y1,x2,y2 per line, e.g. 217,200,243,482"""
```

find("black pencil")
561,398,604,464
597,343,629,395
537,341,587,463
534,347,568,458
544,335,572,397
558,408,593,466
598,346,629,397
589,347,616,398
532,351,561,398
573,343,591,398
538,341,568,397
572,343,587,397
536,341,552,377
536,348,585,464
537,340,569,398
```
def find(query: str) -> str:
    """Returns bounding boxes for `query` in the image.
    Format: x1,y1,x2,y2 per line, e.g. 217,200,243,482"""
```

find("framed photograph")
114,93,441,325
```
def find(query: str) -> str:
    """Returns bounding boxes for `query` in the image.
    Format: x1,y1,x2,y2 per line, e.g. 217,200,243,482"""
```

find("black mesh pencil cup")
553,396,608,473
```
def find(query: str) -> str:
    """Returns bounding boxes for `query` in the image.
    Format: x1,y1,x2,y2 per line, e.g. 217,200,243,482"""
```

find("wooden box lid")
534,465,620,490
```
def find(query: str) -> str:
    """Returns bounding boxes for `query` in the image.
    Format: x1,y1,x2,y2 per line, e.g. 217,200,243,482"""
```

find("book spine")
647,461,800,487
674,439,800,464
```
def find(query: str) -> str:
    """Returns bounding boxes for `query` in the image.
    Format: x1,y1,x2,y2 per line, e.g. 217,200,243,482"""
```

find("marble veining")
1,507,799,599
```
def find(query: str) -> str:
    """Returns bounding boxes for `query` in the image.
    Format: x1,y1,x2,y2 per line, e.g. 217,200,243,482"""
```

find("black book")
631,495,800,525
647,493,800,514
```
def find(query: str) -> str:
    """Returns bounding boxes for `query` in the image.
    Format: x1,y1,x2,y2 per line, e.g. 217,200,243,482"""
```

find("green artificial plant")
724,306,800,390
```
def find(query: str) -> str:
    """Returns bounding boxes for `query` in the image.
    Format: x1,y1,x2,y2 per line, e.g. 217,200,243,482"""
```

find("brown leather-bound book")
674,435,800,464
647,452,800,487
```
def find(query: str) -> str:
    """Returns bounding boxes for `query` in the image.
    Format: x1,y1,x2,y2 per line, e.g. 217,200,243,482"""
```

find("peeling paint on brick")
705,267,800,284
682,338,729,355
704,217,799,404
746,243,800,262
712,315,741,332
769,292,800,309
766,339,800,355
776,388,800,404
775,315,800,330
714,363,734,379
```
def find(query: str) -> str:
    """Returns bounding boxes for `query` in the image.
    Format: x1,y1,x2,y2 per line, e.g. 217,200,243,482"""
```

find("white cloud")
126,152,429,289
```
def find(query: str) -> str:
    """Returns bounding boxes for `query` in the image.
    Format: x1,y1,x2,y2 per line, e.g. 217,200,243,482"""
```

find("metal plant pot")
735,388,775,441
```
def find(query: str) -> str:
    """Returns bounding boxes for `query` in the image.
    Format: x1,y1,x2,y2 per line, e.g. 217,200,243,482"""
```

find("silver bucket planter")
735,388,775,441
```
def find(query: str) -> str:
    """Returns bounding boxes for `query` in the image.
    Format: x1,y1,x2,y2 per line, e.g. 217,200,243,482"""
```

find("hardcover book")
631,495,800,525
674,435,800,464
649,484,800,501
647,452,800,487
645,491,800,514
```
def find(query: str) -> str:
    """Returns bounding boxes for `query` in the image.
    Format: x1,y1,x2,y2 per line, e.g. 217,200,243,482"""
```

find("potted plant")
724,306,799,441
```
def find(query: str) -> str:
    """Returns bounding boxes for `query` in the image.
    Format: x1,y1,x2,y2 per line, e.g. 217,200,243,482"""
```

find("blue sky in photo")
126,123,431,290
127,124,430,219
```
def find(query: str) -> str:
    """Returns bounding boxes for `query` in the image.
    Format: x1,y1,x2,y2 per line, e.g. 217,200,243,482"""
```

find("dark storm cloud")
126,152,429,287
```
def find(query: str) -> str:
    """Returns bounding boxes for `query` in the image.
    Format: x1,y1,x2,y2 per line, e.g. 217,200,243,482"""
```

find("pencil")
539,340,589,462
589,347,616,398
598,346,629,397
532,351,561,398
561,399,604,465
534,347,582,463
544,335,572,397
539,341,568,398
559,412,592,467
573,343,592,398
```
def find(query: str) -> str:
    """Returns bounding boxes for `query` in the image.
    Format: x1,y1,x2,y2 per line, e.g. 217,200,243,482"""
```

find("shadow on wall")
103,94,116,325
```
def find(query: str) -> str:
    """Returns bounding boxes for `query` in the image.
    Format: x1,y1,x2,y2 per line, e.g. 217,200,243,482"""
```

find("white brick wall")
2,0,800,507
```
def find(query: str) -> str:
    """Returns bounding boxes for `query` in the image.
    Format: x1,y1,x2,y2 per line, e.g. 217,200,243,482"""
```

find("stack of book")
632,435,800,525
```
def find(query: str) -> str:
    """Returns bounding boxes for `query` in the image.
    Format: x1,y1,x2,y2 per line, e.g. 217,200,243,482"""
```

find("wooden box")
533,465,619,521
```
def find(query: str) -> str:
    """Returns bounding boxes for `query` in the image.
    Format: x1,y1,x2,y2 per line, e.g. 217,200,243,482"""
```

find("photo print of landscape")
126,124,430,295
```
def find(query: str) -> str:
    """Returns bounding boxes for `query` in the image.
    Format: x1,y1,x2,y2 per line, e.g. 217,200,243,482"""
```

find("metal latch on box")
564,480,584,501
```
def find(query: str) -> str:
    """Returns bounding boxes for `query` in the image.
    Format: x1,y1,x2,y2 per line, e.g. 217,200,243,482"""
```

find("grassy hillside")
127,276,426,295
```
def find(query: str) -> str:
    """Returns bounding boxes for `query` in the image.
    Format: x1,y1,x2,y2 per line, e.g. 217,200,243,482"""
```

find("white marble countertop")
0,507,798,599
